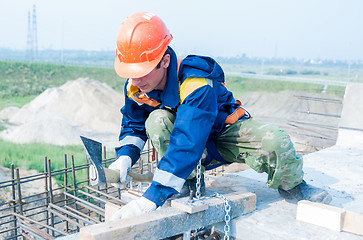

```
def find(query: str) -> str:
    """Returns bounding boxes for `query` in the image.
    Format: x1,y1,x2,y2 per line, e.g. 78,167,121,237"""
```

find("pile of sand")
0,78,124,146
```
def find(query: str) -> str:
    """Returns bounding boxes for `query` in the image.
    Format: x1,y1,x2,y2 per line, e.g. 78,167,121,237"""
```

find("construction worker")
109,11,331,220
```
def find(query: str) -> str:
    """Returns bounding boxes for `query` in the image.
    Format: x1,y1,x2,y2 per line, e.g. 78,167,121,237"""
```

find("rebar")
296,110,341,118
10,164,18,238
12,212,67,237
18,219,54,240
63,154,69,232
294,95,343,103
49,203,94,225
83,186,126,205
63,192,104,216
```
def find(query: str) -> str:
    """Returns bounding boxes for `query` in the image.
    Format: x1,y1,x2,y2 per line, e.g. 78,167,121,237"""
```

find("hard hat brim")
114,53,164,79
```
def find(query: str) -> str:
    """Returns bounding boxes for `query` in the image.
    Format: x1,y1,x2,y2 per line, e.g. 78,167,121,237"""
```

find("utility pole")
26,11,33,60
26,4,38,61
32,4,38,60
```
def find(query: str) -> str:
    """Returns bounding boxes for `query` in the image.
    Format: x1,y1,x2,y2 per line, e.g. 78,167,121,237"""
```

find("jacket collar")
147,46,180,109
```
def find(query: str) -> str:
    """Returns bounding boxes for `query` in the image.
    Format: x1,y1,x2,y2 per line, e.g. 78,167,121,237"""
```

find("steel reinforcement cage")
0,143,158,240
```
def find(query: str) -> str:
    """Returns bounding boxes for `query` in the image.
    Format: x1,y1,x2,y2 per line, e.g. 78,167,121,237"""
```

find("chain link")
213,192,231,240
195,159,202,200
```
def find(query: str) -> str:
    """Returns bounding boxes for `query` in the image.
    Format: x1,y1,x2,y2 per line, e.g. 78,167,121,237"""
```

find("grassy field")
0,138,86,183
0,60,125,111
0,60,346,183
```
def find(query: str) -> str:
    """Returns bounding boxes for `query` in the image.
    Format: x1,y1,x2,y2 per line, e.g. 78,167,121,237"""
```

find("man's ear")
161,54,170,69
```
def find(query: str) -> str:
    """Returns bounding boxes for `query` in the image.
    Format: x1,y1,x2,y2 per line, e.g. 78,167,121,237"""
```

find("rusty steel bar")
12,212,67,237
48,203,94,225
63,205,101,224
0,226,18,235
288,120,338,130
83,186,127,205
20,230,33,239
77,190,110,205
18,220,54,240
43,156,50,235
139,156,143,174
63,154,69,233
125,188,143,198
77,190,124,206
294,132,336,141
147,140,151,165
47,158,55,236
69,200,105,218
70,154,80,232
47,207,84,228
296,110,341,118
10,164,18,238
294,95,343,103
15,168,24,216
63,192,104,216
71,155,78,197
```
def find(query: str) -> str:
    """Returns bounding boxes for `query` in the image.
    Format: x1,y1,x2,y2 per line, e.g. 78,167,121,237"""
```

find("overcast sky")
0,0,362,61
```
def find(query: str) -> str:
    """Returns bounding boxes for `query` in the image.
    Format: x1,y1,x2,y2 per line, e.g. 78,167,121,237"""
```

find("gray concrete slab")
336,83,363,149
213,145,363,240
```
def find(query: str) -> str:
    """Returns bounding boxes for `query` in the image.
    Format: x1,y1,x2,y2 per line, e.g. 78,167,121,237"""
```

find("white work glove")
109,155,132,188
110,196,157,221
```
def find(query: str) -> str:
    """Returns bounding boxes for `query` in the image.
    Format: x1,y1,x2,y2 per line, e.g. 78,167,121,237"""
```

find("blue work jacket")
115,47,238,206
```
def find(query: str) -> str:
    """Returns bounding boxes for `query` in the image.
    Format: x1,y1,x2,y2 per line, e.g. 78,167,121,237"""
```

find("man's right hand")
109,155,132,188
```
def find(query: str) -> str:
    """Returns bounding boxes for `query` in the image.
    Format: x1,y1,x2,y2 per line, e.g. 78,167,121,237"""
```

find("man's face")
131,54,170,93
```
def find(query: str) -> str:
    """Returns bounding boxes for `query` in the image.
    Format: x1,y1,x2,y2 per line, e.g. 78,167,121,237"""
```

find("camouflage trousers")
145,109,304,190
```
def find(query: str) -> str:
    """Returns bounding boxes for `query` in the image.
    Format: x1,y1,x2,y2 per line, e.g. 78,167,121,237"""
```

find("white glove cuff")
109,155,132,184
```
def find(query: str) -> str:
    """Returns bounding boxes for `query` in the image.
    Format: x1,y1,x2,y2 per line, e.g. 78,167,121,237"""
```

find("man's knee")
145,109,175,135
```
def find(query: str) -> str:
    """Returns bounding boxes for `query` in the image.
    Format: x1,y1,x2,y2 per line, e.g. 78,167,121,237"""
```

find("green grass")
0,138,87,184
225,76,346,99
0,95,37,111
0,60,125,98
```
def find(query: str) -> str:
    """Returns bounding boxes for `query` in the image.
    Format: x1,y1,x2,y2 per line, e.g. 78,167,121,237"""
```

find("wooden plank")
80,191,256,240
297,200,363,236
296,200,345,231
343,210,363,236
170,197,209,214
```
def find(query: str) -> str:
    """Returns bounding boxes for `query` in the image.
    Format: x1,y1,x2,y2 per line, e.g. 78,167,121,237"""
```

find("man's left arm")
143,80,218,206
111,79,218,221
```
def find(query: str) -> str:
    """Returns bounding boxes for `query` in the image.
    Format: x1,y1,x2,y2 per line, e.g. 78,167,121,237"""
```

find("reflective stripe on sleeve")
206,78,213,87
153,168,185,192
119,136,146,151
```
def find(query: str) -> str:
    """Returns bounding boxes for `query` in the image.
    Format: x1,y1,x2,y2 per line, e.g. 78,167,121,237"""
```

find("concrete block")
336,83,363,149
296,200,345,231
171,197,208,214
339,83,363,131
80,191,256,240
336,128,363,150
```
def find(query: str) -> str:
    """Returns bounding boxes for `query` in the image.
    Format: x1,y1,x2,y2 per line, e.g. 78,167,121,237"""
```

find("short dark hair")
156,47,172,69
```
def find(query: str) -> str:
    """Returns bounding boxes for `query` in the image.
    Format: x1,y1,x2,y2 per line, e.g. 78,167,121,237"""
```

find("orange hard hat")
114,12,173,78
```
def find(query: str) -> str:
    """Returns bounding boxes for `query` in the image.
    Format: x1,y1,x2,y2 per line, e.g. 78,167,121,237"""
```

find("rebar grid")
0,143,156,240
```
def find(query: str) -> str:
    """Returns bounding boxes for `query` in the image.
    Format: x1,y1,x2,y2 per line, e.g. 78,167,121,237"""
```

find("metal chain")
195,159,202,200
214,192,231,240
